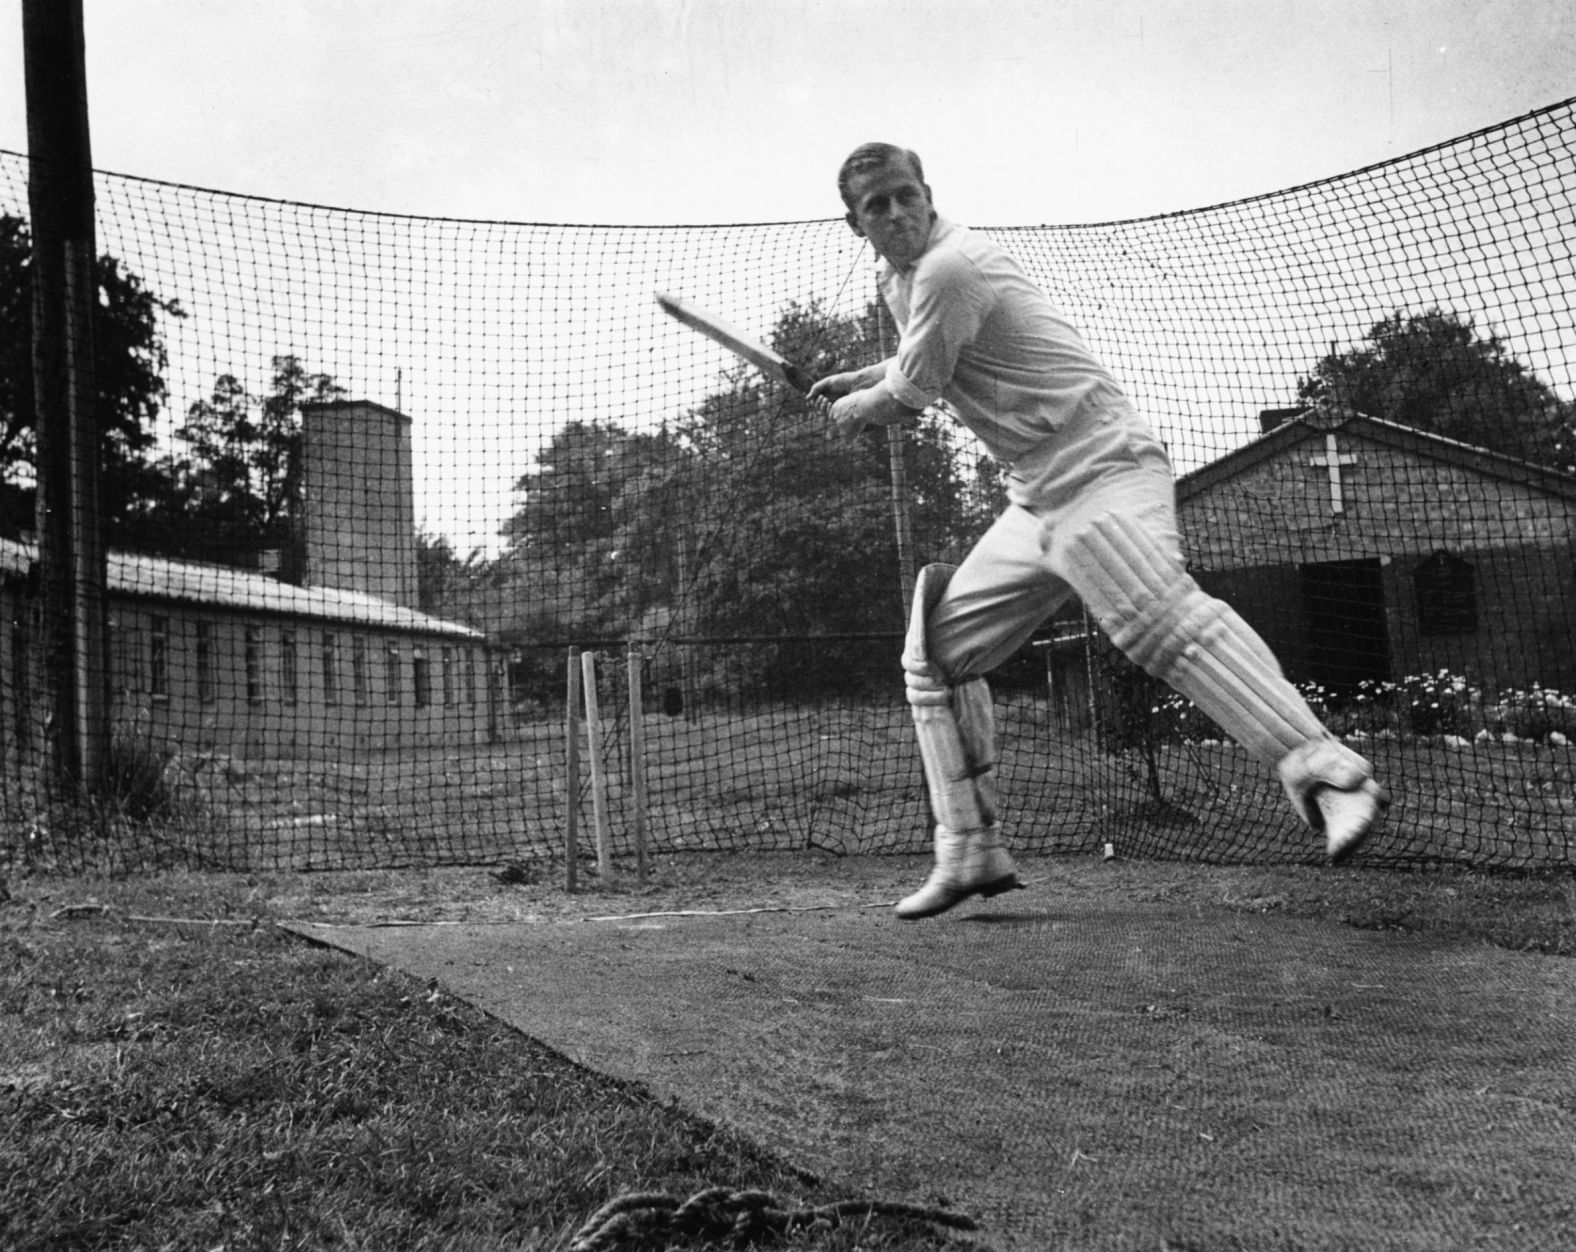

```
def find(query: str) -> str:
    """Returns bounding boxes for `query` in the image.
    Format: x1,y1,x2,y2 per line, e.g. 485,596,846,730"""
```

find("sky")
4,0,1575,552
4,0,1576,227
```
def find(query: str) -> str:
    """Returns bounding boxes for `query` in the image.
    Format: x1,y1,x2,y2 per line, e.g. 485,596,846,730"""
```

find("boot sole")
976,873,1025,899
895,873,1024,921
1326,786,1392,866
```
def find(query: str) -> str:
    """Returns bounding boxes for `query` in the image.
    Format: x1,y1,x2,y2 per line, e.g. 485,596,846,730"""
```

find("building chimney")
1258,406,1305,434
300,400,418,607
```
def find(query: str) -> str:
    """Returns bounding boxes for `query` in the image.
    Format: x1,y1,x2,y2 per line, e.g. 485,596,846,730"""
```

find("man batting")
809,142,1388,920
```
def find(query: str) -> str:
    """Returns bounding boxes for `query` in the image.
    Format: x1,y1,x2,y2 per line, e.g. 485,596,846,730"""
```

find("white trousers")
927,401,1177,681
923,400,1337,769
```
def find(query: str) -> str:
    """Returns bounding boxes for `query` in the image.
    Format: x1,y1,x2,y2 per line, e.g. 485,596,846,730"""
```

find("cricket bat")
655,292,813,394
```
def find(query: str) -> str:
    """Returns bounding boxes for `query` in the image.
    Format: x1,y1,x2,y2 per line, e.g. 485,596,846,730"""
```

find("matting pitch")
285,880,1575,1250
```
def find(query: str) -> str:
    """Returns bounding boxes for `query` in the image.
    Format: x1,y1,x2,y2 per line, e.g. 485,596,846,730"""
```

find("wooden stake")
581,650,615,880
564,647,582,892
627,642,649,883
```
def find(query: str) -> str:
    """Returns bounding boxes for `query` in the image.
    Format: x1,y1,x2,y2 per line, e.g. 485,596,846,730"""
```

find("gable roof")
0,537,482,640
1177,409,1576,505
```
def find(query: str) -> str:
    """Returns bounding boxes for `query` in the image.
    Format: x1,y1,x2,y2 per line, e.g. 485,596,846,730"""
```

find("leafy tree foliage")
416,530,488,620
491,299,1000,701
152,356,346,563
1298,308,1576,468
1,216,349,565
499,418,688,641
0,213,185,537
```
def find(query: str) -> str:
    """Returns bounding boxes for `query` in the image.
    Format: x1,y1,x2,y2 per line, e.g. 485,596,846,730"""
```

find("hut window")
245,626,263,703
322,633,339,706
281,630,298,705
351,635,369,704
1413,550,1476,635
149,617,169,701
412,645,432,708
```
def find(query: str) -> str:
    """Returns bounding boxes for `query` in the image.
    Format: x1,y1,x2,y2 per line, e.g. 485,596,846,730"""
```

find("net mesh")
3,98,1574,874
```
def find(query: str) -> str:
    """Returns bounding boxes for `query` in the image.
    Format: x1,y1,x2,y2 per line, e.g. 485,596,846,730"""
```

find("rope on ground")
568,1185,981,1250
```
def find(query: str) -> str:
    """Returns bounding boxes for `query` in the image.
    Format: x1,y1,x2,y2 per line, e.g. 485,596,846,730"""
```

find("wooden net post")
581,650,615,880
627,641,650,883
564,647,582,892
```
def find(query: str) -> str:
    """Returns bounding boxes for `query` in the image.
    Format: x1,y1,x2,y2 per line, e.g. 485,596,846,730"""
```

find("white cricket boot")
1277,738,1390,863
896,825,1023,920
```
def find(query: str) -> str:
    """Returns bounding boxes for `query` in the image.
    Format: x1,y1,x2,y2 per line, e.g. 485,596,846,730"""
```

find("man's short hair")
837,143,926,209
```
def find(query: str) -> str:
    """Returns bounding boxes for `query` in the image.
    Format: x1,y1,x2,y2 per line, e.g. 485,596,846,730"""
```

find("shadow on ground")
286,859,1576,1251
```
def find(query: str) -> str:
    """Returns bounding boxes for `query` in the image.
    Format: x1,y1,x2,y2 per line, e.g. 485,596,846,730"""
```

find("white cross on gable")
1308,432,1359,514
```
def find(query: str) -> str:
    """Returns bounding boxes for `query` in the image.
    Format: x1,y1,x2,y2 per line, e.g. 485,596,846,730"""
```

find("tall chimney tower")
300,400,418,607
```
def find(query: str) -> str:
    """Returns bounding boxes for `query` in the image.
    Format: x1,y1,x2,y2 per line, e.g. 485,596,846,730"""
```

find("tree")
500,418,687,640
160,355,345,563
1298,308,1576,469
0,212,185,536
492,298,997,700
673,301,991,644
416,529,490,622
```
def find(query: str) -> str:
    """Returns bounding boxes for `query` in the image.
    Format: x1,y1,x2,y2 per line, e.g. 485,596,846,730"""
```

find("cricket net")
2,98,1574,874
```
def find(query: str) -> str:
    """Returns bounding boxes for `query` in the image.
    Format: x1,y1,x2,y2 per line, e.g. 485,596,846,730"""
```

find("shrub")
1395,669,1479,738
1315,678,1402,739
99,717,191,826
1095,660,1576,748
1146,688,1221,744
1485,684,1576,742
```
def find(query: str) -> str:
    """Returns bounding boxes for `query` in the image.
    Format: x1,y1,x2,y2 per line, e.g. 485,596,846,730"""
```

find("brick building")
1177,406,1576,698
2,400,499,759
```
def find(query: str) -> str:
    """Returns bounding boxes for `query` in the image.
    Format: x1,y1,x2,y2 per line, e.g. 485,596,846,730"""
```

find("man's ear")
845,210,865,237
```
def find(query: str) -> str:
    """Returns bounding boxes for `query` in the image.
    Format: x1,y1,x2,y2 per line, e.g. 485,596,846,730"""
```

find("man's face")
845,160,936,269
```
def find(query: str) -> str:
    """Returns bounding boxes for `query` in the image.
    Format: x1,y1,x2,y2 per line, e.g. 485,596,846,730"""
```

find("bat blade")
656,292,810,393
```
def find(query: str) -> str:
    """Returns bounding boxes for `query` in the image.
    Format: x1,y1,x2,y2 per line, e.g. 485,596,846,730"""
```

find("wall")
1179,423,1576,695
1182,427,1576,569
100,599,498,757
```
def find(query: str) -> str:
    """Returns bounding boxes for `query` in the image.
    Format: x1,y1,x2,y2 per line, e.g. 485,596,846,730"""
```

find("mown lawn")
12,697,1576,877
0,865,979,1252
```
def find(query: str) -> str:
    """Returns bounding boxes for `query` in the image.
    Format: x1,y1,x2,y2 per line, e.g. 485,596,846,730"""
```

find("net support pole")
564,647,582,892
23,0,109,794
675,530,700,722
627,642,649,883
581,650,615,880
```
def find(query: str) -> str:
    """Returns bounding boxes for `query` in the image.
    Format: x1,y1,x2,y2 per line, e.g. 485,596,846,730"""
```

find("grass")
1130,858,1576,956
9,698,1576,875
2,855,1572,1251
0,865,978,1252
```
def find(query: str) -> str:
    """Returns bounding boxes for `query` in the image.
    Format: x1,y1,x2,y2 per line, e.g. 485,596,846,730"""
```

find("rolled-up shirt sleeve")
885,248,996,408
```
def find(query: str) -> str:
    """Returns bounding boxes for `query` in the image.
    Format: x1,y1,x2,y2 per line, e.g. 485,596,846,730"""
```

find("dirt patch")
7,850,1572,954
253,851,1576,957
